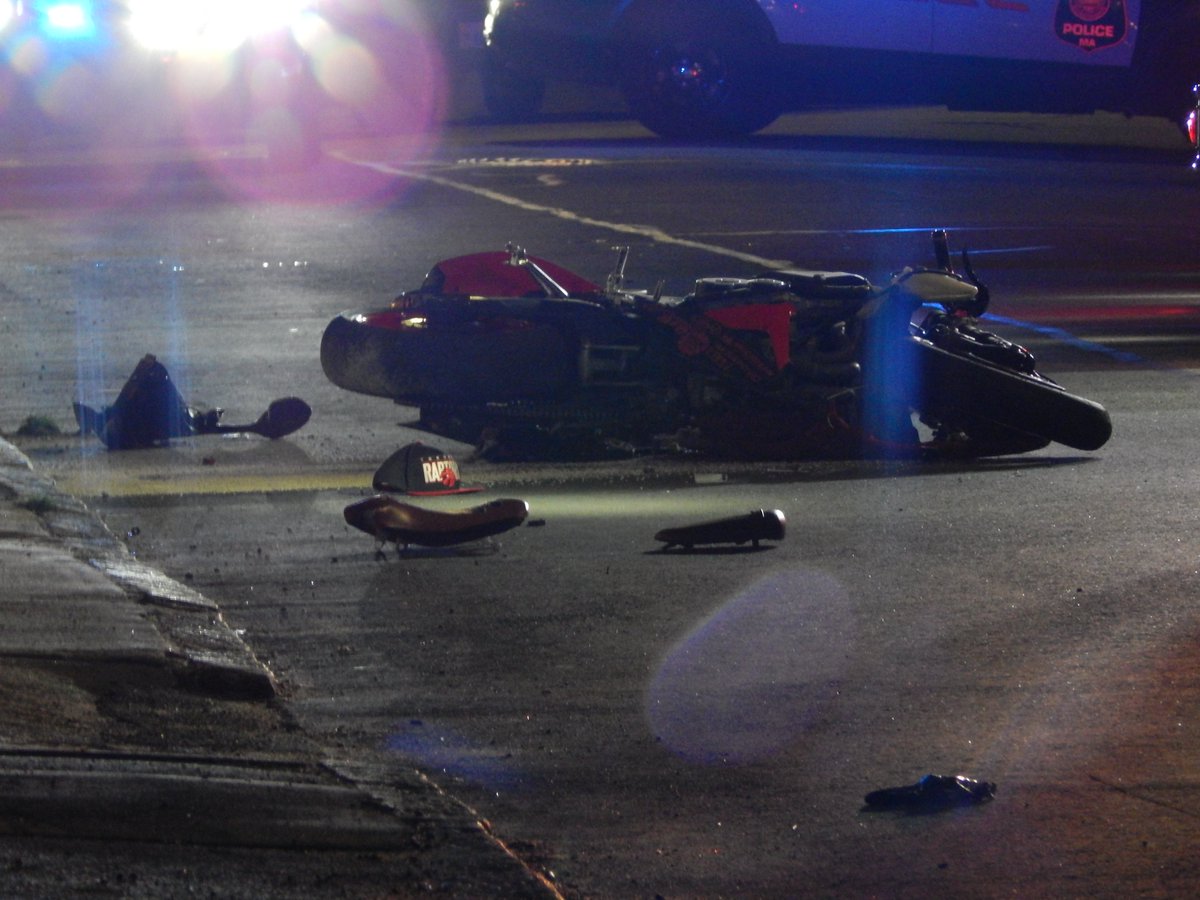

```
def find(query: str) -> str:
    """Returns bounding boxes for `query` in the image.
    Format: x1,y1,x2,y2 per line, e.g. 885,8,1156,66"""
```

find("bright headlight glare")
127,1,218,52
40,1,97,39
483,0,502,42
46,2,86,28
243,0,314,36
128,0,317,53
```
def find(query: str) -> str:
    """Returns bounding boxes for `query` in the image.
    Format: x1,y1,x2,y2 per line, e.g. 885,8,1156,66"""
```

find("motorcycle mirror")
202,397,312,439
505,242,569,297
250,398,312,439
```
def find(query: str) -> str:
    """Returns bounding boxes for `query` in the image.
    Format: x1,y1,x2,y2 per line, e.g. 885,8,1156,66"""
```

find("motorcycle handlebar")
932,229,952,272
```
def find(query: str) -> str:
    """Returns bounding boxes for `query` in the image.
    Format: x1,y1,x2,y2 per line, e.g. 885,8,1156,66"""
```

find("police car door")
763,1,931,53
931,0,1138,66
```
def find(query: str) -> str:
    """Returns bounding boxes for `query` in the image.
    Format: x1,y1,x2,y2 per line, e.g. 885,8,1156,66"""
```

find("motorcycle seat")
344,495,530,548
758,268,872,300
689,277,790,303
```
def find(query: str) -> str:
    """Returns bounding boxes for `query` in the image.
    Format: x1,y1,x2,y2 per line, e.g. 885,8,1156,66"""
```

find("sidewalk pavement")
0,436,555,897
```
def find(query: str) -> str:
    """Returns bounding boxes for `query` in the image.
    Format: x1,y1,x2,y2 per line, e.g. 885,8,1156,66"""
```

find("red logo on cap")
421,457,461,488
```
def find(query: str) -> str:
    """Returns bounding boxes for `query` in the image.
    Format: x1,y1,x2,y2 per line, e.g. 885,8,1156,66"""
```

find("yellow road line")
56,470,374,499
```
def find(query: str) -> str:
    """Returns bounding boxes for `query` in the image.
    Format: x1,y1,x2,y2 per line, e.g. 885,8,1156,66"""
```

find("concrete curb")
0,438,277,701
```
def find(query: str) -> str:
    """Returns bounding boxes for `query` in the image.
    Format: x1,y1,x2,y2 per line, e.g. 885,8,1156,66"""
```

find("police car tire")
617,13,780,138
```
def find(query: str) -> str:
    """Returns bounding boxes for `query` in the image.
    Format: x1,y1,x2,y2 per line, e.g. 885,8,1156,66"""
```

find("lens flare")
10,34,50,78
647,570,853,765
310,36,382,109
385,720,522,791
35,61,98,123
164,50,236,104
174,8,448,205
859,303,922,453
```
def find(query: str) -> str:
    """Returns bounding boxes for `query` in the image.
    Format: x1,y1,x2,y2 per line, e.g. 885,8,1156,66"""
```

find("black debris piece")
655,509,786,549
863,774,996,812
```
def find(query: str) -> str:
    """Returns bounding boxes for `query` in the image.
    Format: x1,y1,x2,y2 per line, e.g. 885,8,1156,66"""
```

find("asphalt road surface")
4,111,1200,896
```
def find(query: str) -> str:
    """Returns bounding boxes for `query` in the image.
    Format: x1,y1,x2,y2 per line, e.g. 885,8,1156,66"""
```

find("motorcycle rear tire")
902,337,1112,452
320,312,576,403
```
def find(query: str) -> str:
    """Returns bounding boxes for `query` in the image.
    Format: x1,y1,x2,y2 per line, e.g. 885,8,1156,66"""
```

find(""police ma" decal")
1055,0,1128,51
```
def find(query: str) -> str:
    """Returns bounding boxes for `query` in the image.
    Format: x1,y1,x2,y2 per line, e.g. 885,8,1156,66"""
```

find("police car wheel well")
613,0,777,51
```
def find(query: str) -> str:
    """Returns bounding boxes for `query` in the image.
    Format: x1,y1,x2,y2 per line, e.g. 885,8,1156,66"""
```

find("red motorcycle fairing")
414,251,600,299
400,253,793,376
685,302,793,372
322,251,795,406
402,253,793,380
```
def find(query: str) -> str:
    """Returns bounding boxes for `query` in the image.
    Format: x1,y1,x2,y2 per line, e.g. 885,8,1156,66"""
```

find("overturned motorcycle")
320,232,1111,461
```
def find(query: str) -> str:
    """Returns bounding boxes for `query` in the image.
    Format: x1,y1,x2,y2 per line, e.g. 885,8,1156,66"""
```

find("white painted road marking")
333,152,796,269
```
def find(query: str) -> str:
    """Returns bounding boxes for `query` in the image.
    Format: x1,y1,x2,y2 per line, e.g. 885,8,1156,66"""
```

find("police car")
482,0,1200,139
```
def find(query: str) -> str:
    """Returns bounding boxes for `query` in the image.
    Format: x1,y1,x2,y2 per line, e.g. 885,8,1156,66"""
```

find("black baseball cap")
372,441,484,495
